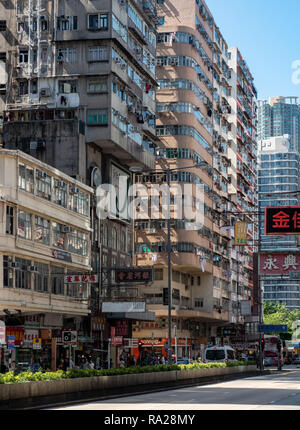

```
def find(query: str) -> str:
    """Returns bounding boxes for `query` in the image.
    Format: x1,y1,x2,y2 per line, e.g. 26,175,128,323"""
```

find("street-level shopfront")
131,338,193,363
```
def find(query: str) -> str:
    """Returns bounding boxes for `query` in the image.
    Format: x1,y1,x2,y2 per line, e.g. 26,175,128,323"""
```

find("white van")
203,345,236,363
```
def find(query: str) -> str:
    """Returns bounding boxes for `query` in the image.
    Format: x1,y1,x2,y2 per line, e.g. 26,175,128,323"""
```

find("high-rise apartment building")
1,0,159,368
257,97,300,151
258,135,300,310
227,47,258,334
133,0,257,359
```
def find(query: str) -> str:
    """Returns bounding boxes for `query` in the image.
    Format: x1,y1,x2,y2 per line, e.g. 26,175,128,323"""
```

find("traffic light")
261,338,265,350
138,340,143,350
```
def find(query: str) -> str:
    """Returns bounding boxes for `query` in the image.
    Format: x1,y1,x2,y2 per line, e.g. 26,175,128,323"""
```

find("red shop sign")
6,327,24,345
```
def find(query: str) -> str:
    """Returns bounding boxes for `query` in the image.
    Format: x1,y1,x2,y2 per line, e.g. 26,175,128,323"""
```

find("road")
49,365,300,410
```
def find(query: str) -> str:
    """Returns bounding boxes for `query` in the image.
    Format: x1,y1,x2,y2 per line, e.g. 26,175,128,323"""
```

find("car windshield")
206,350,225,360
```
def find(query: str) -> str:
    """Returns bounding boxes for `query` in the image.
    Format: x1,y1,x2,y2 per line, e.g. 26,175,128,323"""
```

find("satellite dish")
91,167,102,187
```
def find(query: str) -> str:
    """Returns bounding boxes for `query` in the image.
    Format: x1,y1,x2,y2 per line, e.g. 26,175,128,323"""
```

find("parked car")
293,354,300,364
203,346,236,363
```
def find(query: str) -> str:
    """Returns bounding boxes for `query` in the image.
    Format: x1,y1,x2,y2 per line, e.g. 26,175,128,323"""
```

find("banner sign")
234,222,247,245
115,268,153,283
0,321,5,345
265,206,300,235
64,274,98,284
259,253,300,275
111,336,123,346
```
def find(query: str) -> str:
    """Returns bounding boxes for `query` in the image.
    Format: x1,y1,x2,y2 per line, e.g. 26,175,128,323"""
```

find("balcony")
86,123,155,171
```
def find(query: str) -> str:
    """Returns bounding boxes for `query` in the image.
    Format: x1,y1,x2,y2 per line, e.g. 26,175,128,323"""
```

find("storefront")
131,338,193,363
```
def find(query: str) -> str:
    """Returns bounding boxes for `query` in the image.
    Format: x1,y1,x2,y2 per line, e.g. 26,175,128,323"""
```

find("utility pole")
167,167,172,365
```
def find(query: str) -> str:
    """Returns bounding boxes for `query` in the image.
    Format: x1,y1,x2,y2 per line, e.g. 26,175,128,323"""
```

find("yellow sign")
234,222,247,245
33,338,41,344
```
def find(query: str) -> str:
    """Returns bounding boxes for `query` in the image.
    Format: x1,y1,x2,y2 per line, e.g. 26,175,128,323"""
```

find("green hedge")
0,361,256,384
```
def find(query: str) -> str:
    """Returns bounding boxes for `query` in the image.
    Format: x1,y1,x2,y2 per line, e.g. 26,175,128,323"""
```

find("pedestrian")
161,355,166,365
9,361,16,373
63,358,69,371
119,358,125,368
88,358,95,369
81,357,89,370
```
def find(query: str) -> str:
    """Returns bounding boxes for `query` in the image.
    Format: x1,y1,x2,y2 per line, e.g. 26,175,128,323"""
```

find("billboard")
234,222,248,245
259,253,300,275
265,206,300,235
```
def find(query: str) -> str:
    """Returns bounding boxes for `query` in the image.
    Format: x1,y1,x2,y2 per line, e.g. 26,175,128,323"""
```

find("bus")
263,335,284,367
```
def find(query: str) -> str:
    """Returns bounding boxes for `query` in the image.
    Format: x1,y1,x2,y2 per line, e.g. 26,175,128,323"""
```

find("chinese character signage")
234,222,247,245
64,274,98,283
115,268,153,283
265,206,300,235
259,253,300,275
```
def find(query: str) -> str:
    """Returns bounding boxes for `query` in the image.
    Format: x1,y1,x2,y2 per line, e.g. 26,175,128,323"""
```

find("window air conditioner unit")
150,228,157,233
120,63,126,70
28,266,38,272
8,262,16,268
40,88,50,97
63,226,71,233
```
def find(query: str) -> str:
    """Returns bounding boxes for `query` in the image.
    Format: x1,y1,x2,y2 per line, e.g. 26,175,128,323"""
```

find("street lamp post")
130,162,206,365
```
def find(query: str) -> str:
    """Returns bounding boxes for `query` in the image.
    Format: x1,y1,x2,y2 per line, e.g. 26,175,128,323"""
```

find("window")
3,256,13,288
87,109,108,125
112,14,127,42
0,52,6,63
34,262,49,292
40,18,48,31
53,178,67,206
0,20,6,31
112,227,117,250
18,163,34,193
57,16,78,31
19,80,28,96
51,266,64,295
52,222,66,249
87,78,108,93
58,80,78,93
19,49,29,63
6,206,14,235
128,4,143,33
69,189,89,215
34,216,50,245
154,269,163,280
120,231,126,252
68,229,88,256
17,211,32,240
88,46,108,62
88,13,108,30
36,169,51,200
15,258,32,289
57,48,77,62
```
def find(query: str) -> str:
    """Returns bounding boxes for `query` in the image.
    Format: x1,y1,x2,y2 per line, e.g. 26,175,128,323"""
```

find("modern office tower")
227,47,258,335
258,135,300,310
133,0,238,359
1,0,159,367
257,97,300,151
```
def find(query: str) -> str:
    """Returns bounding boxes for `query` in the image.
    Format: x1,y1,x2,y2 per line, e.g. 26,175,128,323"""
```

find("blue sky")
205,0,300,101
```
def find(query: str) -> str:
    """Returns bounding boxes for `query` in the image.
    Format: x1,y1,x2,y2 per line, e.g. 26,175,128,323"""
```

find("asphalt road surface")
49,365,300,410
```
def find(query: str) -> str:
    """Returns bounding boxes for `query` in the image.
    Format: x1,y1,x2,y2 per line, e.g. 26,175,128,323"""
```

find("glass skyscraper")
258,135,300,309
